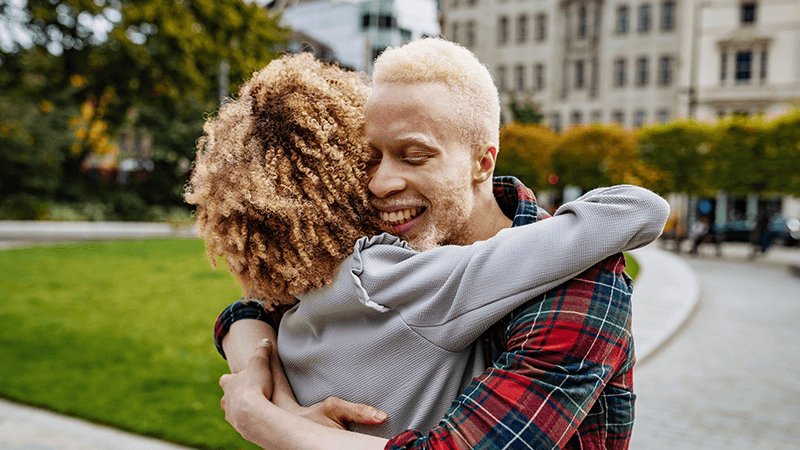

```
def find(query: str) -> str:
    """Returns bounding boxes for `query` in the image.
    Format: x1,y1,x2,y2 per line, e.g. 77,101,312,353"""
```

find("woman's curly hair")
185,53,381,307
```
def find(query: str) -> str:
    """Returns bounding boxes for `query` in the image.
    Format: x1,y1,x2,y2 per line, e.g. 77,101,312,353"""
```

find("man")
217,38,658,449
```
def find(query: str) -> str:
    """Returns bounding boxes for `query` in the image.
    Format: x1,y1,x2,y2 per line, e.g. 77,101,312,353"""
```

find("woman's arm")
352,185,670,351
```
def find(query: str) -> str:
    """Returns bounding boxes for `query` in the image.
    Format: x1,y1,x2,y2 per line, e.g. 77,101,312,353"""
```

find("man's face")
365,82,477,251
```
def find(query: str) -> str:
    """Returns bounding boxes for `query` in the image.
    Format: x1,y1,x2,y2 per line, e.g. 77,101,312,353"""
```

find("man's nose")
368,159,406,198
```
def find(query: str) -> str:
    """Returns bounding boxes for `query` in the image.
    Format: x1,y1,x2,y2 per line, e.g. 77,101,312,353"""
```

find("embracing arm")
357,184,668,351
385,257,635,449
220,341,388,450
215,300,387,427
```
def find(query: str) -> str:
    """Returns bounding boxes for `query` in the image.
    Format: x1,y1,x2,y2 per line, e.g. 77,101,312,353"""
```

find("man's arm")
220,340,389,450
215,300,387,427
385,255,634,449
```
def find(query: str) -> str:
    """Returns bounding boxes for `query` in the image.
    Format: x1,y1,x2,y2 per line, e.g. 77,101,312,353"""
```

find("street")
632,246,800,449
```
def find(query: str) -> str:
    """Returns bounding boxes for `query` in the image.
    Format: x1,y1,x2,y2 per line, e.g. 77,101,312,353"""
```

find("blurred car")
715,216,800,246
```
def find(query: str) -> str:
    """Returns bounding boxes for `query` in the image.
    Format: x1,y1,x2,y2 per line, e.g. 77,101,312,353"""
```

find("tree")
508,96,544,124
766,110,800,195
637,120,714,195
551,125,642,190
707,116,771,196
1,0,287,218
496,123,558,191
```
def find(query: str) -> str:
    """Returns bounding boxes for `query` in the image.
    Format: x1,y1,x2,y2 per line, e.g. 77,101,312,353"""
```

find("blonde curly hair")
185,53,381,307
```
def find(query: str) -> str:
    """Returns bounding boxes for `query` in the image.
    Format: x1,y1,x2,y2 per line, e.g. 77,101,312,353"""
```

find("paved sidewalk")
629,244,701,363
0,224,700,448
0,399,191,450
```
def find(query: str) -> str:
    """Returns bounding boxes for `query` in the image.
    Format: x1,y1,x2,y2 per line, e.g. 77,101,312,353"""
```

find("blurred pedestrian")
750,211,772,259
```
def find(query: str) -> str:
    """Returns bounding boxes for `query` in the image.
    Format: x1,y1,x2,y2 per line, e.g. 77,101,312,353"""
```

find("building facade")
274,0,439,73
441,0,800,129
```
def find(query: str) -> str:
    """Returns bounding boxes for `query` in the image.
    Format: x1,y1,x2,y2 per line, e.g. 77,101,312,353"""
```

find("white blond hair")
372,38,500,149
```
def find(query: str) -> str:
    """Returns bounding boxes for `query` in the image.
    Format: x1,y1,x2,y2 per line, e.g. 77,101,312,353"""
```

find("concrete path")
0,222,700,449
0,399,191,450
632,248,800,449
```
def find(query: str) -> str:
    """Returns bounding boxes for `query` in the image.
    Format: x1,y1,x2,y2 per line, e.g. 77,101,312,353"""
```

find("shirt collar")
492,176,540,227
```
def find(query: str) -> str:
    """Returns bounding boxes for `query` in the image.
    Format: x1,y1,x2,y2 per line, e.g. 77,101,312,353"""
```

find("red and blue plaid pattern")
385,177,635,449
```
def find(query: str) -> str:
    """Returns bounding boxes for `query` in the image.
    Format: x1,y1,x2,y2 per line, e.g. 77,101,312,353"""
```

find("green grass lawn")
0,239,640,449
0,239,257,449
625,252,640,280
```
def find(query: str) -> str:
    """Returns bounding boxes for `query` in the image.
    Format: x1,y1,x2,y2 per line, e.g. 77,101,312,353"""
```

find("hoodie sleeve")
350,185,669,351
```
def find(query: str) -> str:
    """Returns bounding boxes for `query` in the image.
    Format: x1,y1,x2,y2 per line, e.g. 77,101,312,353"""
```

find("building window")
760,48,768,81
362,14,396,29
616,5,629,34
517,14,528,43
614,58,627,87
534,63,545,90
656,108,670,122
515,64,526,91
571,110,583,125
535,13,547,41
575,60,585,89
591,110,603,123
577,5,588,39
550,112,562,132
635,57,649,86
611,110,625,125
400,28,412,42
466,21,476,47
498,16,509,45
638,4,652,33
450,22,459,42
740,2,757,25
720,51,728,82
660,1,675,31
657,55,673,86
497,65,507,91
735,50,752,83
633,109,646,127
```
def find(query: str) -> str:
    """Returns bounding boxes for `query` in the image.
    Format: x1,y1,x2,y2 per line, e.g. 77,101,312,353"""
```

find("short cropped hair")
185,53,381,306
372,38,500,149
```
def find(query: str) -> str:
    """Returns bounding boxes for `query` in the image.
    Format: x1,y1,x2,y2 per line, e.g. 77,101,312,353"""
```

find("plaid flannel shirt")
214,176,635,449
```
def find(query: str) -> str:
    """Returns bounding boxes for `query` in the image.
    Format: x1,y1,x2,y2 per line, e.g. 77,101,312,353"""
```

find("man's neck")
461,188,513,244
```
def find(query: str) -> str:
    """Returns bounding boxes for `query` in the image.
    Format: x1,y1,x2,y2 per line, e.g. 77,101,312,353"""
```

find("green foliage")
497,123,558,190
0,240,257,450
637,120,714,195
707,116,771,196
766,110,800,195
1,0,287,219
552,125,641,189
508,97,544,124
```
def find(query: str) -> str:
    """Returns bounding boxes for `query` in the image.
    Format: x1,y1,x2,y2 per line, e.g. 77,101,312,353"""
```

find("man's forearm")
240,397,388,450
223,320,299,408
223,320,273,373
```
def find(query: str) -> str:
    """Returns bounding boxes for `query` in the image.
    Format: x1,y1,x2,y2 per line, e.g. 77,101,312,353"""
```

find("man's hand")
219,338,274,440
294,396,388,430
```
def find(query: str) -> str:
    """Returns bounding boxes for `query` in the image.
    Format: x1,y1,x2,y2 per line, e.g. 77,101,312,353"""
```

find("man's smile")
378,207,427,235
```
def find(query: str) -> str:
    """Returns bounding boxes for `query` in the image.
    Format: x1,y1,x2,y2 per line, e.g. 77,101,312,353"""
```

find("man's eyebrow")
392,133,439,149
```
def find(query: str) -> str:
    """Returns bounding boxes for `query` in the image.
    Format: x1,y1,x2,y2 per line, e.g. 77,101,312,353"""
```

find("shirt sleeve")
384,255,635,450
213,299,291,359
353,184,668,352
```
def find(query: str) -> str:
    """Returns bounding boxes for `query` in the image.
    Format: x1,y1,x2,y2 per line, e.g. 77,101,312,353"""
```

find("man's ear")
473,145,497,183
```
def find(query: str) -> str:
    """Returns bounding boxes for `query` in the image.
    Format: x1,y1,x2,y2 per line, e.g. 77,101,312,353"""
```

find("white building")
690,0,800,121
441,0,800,130
274,0,440,73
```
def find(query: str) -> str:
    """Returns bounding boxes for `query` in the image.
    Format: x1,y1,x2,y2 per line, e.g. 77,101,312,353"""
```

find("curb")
629,244,701,364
